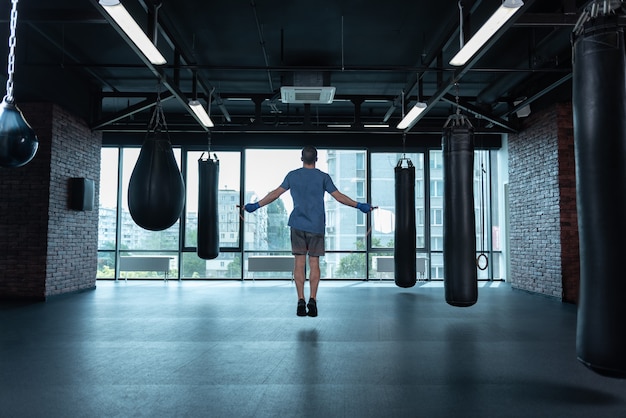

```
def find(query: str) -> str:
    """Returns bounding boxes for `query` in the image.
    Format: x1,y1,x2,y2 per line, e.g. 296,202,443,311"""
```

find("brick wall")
508,102,579,302
0,103,101,300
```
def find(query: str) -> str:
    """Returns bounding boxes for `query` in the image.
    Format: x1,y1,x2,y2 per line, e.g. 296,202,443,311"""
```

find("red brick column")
556,102,580,303
508,102,580,302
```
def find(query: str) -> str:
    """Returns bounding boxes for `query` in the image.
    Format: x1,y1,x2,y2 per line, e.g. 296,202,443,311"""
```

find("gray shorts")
291,228,325,256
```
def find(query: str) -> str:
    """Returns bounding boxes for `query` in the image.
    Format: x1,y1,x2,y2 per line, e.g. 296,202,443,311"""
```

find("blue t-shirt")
280,167,338,234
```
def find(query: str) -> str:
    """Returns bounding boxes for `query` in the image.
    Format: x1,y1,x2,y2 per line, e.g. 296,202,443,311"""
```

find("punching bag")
197,154,220,260
443,125,477,307
128,131,185,231
394,158,416,288
0,100,39,168
573,16,626,378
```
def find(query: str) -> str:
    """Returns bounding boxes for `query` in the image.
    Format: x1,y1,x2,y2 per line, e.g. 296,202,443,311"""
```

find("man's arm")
330,190,358,208
244,186,287,212
330,190,373,212
258,186,287,207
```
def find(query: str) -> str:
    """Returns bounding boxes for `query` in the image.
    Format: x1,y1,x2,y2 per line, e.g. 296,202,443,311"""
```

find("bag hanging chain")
5,0,19,103
443,82,474,129
573,1,623,36
148,82,168,134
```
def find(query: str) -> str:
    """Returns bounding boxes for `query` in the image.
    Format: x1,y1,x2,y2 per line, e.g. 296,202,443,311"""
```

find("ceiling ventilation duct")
280,72,336,104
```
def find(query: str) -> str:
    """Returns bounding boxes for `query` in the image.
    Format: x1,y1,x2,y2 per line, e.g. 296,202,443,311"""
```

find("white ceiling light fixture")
449,0,524,67
99,0,167,65
397,102,427,130
189,100,214,128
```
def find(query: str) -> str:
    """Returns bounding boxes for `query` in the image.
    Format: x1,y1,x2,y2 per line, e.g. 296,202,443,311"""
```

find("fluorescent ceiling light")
189,100,214,128
397,102,427,130
364,124,390,128
449,0,523,67
99,0,167,65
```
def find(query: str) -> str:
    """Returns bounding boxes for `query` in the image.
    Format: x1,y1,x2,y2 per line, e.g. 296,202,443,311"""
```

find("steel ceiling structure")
0,0,591,141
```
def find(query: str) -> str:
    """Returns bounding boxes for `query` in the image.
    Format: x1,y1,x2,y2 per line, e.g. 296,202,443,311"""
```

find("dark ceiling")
1,0,588,139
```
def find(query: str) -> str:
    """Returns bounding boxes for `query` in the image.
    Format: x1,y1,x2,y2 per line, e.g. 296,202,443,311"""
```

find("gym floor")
2,280,625,417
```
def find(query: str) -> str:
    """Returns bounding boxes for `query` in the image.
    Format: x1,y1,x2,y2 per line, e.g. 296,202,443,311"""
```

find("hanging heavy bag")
573,16,626,378
394,158,416,288
128,130,185,231
442,125,477,307
197,155,220,260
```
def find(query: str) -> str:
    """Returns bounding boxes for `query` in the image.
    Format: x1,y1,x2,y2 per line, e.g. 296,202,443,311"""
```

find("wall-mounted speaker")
69,177,94,211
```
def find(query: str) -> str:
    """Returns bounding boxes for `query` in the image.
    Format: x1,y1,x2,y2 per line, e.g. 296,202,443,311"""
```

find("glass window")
98,148,119,250
96,145,499,282
325,150,367,253
181,251,241,279
356,152,365,178
431,208,443,225
325,252,366,279
184,151,241,249
430,180,443,197
245,149,367,254
119,148,182,251
356,180,364,199
430,253,444,279
370,152,425,249
244,149,301,252
430,151,443,169
97,148,119,279
356,211,365,226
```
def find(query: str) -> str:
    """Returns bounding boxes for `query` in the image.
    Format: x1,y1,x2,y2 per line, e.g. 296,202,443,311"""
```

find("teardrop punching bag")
394,159,416,288
573,17,626,378
197,155,220,260
0,100,38,168
128,131,185,231
443,125,477,307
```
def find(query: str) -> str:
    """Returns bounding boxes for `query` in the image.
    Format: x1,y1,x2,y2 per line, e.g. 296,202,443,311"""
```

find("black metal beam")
91,93,174,130
441,94,518,133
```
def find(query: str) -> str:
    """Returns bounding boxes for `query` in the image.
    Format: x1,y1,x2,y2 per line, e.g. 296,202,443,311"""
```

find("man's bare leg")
308,255,320,300
294,254,307,300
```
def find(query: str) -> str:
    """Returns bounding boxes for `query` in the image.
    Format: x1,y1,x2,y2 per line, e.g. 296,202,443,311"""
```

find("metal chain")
454,82,461,115
5,0,19,103
444,82,474,129
148,82,168,132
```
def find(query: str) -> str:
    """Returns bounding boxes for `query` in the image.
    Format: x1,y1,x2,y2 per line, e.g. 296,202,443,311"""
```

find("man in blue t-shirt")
244,146,373,317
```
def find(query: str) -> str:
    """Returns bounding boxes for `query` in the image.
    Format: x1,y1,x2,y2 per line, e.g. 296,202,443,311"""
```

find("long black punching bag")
128,131,185,231
573,16,626,378
197,155,220,260
443,125,477,307
394,159,416,288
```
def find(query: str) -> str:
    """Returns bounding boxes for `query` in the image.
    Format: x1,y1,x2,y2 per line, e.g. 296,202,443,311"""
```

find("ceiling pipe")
250,0,275,94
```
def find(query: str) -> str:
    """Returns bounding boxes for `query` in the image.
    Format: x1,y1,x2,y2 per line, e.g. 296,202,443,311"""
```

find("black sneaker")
307,298,317,317
297,299,307,316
